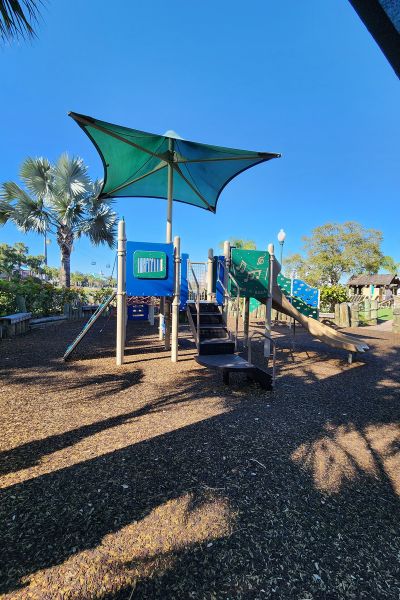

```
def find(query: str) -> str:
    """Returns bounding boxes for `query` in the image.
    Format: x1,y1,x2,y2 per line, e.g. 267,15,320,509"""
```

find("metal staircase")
186,257,274,391
187,301,235,355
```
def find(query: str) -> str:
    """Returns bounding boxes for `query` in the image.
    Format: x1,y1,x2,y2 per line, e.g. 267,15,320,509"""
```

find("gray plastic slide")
271,285,368,354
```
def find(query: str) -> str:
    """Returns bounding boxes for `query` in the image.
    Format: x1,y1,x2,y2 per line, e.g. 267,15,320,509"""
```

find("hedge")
0,278,88,318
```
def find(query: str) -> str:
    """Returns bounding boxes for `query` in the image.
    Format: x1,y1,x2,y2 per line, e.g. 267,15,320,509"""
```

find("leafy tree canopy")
219,238,257,250
0,242,44,279
381,255,399,276
284,221,385,287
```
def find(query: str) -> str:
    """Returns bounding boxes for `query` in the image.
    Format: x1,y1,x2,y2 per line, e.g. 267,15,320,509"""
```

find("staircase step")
188,302,220,314
195,355,273,390
198,314,225,327
196,354,254,370
199,328,229,340
199,339,235,355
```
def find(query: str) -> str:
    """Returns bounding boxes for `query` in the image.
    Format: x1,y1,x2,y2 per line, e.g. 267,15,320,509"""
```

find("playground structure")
96,225,367,385
64,220,369,380
64,114,369,381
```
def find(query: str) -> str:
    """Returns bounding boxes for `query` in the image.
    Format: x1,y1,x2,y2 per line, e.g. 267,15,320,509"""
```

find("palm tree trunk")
60,247,71,288
57,226,74,288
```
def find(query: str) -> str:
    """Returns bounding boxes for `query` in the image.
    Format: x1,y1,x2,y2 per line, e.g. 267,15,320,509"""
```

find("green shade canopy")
69,112,280,213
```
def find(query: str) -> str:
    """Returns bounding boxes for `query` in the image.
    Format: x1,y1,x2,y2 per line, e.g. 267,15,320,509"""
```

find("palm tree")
0,0,42,41
1,154,117,288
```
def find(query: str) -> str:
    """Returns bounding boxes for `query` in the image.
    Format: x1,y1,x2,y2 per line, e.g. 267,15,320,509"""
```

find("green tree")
43,265,59,283
219,238,257,250
0,243,25,279
25,253,45,277
0,0,42,41
71,271,87,287
1,155,117,288
319,285,349,312
381,255,399,275
284,222,384,287
0,242,44,279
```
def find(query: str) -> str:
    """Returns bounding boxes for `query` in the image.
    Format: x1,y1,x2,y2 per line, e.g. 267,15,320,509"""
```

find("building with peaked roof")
347,274,400,299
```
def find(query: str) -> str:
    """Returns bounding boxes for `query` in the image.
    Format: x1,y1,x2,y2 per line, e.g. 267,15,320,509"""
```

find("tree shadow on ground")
1,334,400,598
1,319,399,598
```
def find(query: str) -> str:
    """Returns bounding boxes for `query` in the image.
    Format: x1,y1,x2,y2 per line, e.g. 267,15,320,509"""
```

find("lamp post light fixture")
277,228,286,266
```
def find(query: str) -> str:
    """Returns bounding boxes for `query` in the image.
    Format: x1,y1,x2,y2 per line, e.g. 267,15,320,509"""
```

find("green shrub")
91,287,116,305
319,285,349,312
0,278,88,317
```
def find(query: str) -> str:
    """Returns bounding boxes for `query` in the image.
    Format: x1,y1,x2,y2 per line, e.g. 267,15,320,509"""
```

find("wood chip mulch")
0,316,399,599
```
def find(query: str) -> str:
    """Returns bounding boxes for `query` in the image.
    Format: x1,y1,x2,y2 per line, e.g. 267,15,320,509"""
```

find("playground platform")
0,317,399,599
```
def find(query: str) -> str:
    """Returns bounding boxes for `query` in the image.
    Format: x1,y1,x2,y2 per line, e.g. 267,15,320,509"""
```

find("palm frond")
20,156,52,199
52,195,85,227
0,0,42,42
78,203,117,248
12,200,50,234
0,197,11,224
1,180,34,204
2,181,49,234
53,153,90,199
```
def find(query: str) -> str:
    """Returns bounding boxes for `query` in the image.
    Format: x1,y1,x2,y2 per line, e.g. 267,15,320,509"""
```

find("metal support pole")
207,248,214,301
290,270,296,337
223,241,231,327
162,138,174,349
264,243,274,359
44,231,48,266
171,235,181,362
164,301,171,350
159,298,164,340
148,304,155,326
116,219,126,366
166,159,173,243
243,296,250,348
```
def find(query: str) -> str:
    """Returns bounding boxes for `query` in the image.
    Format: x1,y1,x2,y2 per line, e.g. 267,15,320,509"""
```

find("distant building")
0,267,33,280
347,274,400,300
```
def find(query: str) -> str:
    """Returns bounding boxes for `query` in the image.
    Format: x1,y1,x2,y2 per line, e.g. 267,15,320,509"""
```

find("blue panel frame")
180,253,189,310
292,279,319,307
126,241,174,297
215,256,225,306
127,304,149,320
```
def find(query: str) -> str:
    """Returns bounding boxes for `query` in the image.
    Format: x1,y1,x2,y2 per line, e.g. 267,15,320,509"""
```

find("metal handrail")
188,260,200,350
247,331,277,388
216,259,241,350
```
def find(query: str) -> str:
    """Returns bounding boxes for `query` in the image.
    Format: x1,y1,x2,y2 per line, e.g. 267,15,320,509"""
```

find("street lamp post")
277,228,286,267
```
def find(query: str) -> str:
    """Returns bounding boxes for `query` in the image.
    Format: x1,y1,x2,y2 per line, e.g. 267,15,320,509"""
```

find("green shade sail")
69,112,280,213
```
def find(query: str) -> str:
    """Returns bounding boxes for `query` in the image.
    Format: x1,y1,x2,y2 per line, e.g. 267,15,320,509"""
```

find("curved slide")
271,285,369,354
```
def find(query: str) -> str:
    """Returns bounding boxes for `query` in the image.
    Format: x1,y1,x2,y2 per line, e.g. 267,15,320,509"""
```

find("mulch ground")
0,315,399,600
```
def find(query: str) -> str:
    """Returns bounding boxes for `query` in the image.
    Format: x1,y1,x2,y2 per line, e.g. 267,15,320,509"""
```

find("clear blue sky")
1,0,399,277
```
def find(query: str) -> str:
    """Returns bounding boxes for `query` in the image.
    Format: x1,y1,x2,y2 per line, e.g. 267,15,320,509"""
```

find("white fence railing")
187,261,207,301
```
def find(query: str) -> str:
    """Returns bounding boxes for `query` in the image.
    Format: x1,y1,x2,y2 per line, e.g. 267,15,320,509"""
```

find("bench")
31,315,67,329
0,312,32,337
81,304,100,315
